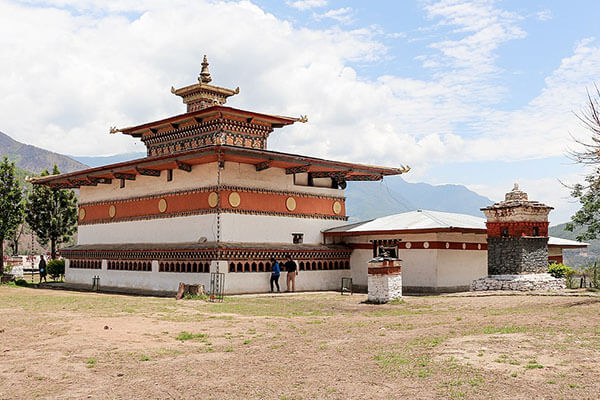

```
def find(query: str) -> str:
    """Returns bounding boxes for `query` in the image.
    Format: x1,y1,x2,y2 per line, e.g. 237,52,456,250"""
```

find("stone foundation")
367,258,402,303
487,237,549,274
471,273,565,292
368,273,402,303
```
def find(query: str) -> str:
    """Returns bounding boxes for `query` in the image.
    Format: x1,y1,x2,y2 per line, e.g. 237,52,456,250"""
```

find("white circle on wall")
445,242,450,249
423,241,429,249
405,242,411,249
332,201,342,215
158,198,168,213
286,197,297,211
79,208,86,221
208,192,218,208
229,192,241,208
478,243,482,250
108,205,116,218
462,243,467,250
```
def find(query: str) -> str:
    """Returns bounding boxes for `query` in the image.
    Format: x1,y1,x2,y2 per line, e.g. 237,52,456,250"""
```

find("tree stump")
175,283,206,300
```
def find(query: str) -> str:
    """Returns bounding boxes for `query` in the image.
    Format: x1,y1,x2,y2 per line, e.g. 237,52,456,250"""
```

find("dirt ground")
0,287,599,399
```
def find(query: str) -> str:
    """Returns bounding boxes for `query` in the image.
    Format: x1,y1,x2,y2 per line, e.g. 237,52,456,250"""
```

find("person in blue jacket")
270,257,281,293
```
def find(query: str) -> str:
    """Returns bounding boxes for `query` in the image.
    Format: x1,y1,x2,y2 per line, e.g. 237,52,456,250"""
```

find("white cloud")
536,9,552,21
314,7,353,24
287,0,327,11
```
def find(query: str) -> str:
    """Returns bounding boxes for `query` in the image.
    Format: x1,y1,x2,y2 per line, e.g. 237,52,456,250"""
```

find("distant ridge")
345,176,493,222
71,152,146,168
0,131,88,174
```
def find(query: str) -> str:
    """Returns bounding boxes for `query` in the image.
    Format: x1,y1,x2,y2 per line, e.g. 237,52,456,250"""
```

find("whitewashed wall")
78,214,218,244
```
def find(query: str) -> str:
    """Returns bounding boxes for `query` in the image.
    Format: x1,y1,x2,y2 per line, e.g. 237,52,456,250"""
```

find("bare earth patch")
0,287,599,399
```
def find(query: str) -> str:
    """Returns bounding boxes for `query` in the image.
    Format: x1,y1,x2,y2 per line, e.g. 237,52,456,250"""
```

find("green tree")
567,85,600,240
0,157,25,274
25,165,77,260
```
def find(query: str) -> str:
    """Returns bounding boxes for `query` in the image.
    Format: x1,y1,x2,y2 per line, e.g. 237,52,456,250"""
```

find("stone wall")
487,237,548,275
368,273,402,303
471,273,565,291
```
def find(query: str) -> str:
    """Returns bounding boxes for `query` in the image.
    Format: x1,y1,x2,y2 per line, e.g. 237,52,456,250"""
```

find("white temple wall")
435,250,487,288
219,213,341,244
64,259,345,294
78,214,218,244
65,260,212,293
79,163,218,203
220,162,344,197
223,270,347,294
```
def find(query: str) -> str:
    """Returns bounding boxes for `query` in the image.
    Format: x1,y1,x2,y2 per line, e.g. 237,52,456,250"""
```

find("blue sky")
1,0,599,223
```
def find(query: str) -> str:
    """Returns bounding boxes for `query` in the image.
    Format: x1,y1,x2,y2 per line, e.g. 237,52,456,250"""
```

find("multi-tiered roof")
32,57,409,188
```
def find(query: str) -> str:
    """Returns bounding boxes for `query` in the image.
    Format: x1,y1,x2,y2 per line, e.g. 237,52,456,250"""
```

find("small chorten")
171,55,240,112
481,184,553,275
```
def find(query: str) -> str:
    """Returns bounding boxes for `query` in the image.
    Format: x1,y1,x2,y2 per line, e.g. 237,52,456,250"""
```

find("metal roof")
547,237,588,248
324,209,487,234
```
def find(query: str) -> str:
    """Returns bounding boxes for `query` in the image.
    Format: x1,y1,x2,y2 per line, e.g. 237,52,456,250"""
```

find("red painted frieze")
486,221,549,238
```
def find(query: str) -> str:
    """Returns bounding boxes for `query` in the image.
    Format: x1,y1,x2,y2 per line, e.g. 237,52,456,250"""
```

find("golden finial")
199,55,212,84
109,126,120,134
298,115,308,123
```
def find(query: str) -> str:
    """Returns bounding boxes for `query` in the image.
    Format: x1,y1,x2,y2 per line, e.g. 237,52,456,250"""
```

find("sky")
1,0,599,224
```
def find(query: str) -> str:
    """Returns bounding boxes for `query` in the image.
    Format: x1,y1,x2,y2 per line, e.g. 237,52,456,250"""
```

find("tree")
25,165,78,259
566,85,600,240
0,157,24,274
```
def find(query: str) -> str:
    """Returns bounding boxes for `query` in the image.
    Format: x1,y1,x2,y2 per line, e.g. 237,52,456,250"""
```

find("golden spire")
199,55,212,84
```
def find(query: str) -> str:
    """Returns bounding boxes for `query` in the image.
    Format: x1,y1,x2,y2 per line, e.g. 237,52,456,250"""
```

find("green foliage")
584,262,600,288
25,165,77,259
565,168,600,241
175,331,206,341
548,263,576,288
548,263,573,278
0,157,25,272
47,259,65,279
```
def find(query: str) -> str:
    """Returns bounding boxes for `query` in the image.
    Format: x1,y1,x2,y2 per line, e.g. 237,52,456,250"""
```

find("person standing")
270,257,280,293
38,255,47,283
284,255,298,292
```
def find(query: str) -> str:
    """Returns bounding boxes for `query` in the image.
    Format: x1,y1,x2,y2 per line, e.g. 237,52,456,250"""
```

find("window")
120,178,125,188
532,226,539,236
501,227,509,237
167,169,173,182
292,233,304,244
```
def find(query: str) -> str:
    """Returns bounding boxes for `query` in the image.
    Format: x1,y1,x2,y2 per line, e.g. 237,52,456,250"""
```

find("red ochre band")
78,189,346,225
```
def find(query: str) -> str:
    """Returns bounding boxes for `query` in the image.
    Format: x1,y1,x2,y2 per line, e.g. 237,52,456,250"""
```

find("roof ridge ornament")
199,55,212,84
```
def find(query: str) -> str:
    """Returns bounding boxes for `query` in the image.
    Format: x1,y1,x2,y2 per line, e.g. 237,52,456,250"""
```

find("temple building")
31,57,409,295
31,59,586,295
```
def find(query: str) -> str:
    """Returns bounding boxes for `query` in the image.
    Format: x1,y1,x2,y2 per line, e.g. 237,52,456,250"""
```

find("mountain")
0,131,88,174
549,223,598,268
345,176,493,222
71,152,146,167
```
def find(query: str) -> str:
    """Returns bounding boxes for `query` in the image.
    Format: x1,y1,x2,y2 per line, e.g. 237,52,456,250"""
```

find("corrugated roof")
324,210,487,233
547,237,588,248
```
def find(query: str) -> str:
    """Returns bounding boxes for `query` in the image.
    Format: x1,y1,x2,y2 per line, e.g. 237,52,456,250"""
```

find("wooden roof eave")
29,145,409,187
117,106,299,137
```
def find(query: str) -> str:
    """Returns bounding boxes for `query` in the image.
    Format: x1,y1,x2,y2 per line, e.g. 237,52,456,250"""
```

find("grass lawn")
0,286,599,399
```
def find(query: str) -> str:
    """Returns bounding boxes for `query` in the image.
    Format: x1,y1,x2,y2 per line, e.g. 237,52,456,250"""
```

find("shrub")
584,262,600,288
548,263,573,279
549,263,577,288
47,259,65,280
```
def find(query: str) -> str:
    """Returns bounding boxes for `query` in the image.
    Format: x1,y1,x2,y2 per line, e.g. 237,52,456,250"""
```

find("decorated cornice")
77,185,348,225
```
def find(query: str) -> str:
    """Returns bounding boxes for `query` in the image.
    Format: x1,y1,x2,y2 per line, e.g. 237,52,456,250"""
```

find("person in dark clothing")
284,255,298,292
270,257,280,293
38,255,47,283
